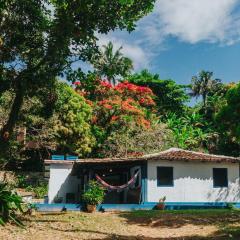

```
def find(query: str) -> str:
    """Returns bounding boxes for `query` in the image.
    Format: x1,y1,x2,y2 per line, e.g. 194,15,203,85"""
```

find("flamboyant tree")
0,0,155,154
76,79,155,128
74,78,157,156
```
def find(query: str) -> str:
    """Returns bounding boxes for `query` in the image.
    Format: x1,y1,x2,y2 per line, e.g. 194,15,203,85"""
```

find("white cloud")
139,0,240,45
91,1,240,73
97,34,149,70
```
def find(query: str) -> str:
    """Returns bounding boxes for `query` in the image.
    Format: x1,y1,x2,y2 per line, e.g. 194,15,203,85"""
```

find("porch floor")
34,202,239,212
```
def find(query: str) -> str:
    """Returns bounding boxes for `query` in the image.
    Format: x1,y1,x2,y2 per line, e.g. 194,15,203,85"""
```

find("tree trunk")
0,83,24,143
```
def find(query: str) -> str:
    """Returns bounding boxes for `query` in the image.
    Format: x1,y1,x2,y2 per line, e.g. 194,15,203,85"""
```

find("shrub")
0,182,23,226
25,183,48,199
16,174,28,188
82,180,105,205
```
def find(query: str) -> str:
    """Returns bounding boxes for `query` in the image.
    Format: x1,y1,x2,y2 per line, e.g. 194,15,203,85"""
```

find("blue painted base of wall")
34,202,240,212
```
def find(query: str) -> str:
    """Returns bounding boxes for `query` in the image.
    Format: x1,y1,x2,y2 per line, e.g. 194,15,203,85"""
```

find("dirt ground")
1,209,240,240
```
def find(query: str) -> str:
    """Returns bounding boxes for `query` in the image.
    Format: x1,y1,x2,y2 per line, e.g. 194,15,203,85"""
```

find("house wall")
48,163,79,203
147,160,240,203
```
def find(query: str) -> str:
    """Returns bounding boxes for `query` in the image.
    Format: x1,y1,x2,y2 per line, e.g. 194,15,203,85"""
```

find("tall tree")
0,0,155,150
191,71,222,109
92,42,133,85
54,82,95,156
216,83,240,145
128,69,189,116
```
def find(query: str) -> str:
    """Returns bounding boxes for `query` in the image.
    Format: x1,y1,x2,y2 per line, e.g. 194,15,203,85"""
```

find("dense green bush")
54,82,95,156
82,180,105,205
0,182,23,226
25,183,48,199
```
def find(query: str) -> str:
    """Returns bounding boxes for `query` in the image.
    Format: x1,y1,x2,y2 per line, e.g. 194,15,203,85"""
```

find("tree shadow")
119,210,240,228
48,228,240,240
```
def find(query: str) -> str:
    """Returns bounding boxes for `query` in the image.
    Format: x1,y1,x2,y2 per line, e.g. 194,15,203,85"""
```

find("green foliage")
191,71,223,109
100,122,174,157
25,183,48,199
226,203,235,210
54,82,95,156
82,180,105,205
128,70,189,116
0,88,57,169
0,0,155,152
217,83,240,145
16,173,48,199
92,42,133,85
16,175,28,188
166,112,209,150
0,182,23,226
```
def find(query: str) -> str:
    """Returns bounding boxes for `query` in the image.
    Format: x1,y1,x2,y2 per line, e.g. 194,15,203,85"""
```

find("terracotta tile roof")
44,148,240,164
144,148,240,163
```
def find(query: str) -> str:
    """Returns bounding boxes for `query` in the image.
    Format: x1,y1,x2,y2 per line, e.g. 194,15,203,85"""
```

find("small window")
157,167,173,186
213,168,228,187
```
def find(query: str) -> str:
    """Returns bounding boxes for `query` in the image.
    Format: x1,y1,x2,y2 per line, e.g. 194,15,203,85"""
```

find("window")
213,168,228,187
157,167,173,186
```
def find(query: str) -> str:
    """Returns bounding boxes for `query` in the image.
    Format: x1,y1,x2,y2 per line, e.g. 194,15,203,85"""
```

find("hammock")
95,171,140,192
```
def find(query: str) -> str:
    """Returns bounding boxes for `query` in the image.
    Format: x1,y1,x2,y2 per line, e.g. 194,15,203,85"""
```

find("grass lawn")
1,209,240,239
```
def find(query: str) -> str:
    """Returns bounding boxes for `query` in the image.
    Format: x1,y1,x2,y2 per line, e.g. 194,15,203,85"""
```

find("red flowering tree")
76,79,156,129
74,78,158,156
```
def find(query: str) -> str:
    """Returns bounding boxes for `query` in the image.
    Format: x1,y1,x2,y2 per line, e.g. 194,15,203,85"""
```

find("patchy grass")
1,209,240,239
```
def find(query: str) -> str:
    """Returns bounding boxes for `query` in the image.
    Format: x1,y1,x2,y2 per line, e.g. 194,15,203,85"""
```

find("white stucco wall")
147,160,240,202
48,163,79,203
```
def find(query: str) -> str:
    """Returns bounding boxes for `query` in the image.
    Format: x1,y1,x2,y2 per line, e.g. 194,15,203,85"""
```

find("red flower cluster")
100,81,112,89
110,115,119,122
98,99,114,110
73,81,81,86
137,118,151,128
73,79,155,130
115,81,153,95
121,98,143,115
139,96,155,106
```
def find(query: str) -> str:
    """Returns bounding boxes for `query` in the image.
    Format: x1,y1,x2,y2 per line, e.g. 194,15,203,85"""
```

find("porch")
46,158,147,205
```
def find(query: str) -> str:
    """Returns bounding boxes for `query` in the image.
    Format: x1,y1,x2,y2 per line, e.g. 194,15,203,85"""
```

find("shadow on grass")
119,209,240,228
20,210,240,240
49,228,240,240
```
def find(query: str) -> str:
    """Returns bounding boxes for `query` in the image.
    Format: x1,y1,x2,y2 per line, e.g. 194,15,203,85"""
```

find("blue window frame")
157,167,173,187
213,168,228,188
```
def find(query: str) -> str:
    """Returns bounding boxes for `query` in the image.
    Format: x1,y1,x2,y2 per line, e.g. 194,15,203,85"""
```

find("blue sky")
93,0,240,86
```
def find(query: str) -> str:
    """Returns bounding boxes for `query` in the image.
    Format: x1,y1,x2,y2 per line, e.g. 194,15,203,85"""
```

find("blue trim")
65,155,78,160
141,163,147,203
34,202,240,212
34,203,83,212
51,155,64,160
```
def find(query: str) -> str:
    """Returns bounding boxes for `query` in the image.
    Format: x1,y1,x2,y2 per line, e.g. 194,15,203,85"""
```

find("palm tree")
92,42,133,85
191,71,222,109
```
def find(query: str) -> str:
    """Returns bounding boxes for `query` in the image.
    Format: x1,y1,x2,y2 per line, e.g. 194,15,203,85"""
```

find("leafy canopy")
128,70,189,116
54,82,95,156
191,71,222,109
0,0,155,144
216,82,240,143
92,41,133,85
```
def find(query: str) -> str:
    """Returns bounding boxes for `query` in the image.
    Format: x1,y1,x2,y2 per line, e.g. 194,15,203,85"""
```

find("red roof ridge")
144,147,240,161
44,148,240,164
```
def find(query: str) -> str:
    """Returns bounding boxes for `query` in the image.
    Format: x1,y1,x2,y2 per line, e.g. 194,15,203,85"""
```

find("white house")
44,148,240,208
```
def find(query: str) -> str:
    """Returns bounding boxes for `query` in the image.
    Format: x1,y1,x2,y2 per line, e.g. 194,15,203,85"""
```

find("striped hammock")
95,170,140,192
